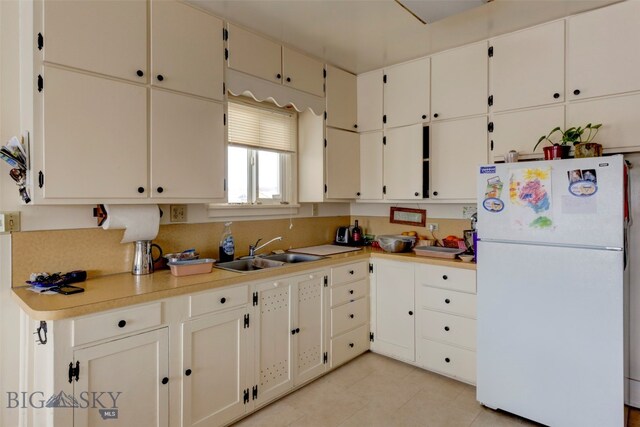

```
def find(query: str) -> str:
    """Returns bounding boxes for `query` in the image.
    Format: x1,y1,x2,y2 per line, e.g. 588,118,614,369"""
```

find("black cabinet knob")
349,270,354,275
118,320,126,328
553,93,560,99
349,290,354,295
286,77,291,82
137,187,145,194
157,74,164,81
161,377,169,385
291,329,296,335
442,275,448,280
445,298,451,304
220,297,226,304
408,311,413,316
414,192,420,197
356,192,361,197
573,89,581,95
354,124,358,129
295,328,300,333
444,326,450,331
276,73,281,79
156,187,164,194
185,369,192,376
349,314,355,319
422,114,427,119
433,191,439,196
433,113,439,118
445,358,450,363
349,343,354,348
136,70,144,77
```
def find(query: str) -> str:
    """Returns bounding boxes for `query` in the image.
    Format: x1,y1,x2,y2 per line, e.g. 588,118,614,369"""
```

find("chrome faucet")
249,236,283,257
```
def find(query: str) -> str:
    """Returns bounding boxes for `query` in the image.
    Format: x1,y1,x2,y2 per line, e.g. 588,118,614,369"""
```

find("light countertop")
12,247,475,320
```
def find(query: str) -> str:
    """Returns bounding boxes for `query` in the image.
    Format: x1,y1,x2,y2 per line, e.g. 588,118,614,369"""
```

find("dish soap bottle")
219,222,235,262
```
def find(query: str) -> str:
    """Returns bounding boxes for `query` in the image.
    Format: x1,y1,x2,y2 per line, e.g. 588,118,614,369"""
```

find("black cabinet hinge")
369,332,374,342
252,385,258,400
383,74,387,84
383,136,386,145
369,263,373,273
382,115,387,124
37,75,43,93
243,388,249,404
224,48,229,60
488,46,494,57
324,184,327,194
324,139,327,148
324,111,327,120
38,171,44,189
323,352,328,364
382,185,386,195
488,95,493,107
223,82,226,95
490,140,494,151
37,32,43,50
223,113,226,126
223,28,228,41
488,122,494,133
323,68,327,79
68,361,79,383
35,321,47,345
323,276,328,287
252,292,258,306
244,313,250,328
223,178,227,192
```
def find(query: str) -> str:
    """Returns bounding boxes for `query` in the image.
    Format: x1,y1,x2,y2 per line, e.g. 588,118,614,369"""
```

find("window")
227,98,297,205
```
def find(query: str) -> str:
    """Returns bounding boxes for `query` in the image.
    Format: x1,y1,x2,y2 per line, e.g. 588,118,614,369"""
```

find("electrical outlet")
170,205,187,223
427,223,438,232
311,203,319,217
0,212,21,232
463,206,477,219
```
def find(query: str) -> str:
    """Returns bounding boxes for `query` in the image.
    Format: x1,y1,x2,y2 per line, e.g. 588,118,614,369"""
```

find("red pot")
543,145,570,160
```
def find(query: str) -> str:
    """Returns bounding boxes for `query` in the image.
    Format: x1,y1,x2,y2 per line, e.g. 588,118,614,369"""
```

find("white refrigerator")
476,155,629,426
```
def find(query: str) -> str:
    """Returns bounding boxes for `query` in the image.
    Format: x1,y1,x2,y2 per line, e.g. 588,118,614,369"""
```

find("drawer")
190,285,249,317
331,297,368,337
419,285,477,318
417,338,476,384
418,309,476,350
73,302,162,347
332,261,368,286
331,279,368,307
331,324,369,368
415,264,476,293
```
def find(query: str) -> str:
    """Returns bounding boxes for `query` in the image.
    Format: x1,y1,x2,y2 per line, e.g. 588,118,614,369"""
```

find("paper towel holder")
93,204,163,227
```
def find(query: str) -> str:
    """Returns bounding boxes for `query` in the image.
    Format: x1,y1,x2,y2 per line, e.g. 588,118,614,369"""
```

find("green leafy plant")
534,123,602,151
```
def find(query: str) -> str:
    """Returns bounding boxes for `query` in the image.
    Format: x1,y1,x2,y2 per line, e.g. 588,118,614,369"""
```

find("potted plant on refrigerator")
534,123,603,159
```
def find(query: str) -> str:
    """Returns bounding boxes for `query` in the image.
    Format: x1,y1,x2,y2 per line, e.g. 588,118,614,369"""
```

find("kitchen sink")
215,253,325,273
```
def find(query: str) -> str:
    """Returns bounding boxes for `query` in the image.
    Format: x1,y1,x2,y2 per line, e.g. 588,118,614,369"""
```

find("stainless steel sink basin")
263,253,326,263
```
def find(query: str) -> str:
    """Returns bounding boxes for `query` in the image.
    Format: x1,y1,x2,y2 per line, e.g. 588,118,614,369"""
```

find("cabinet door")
567,93,640,153
43,0,147,82
253,279,294,406
490,20,565,112
326,65,357,131
73,329,168,427
282,47,325,97
359,132,384,200
491,105,565,161
384,58,430,128
357,71,383,132
293,272,328,386
151,1,224,100
432,41,488,121
43,67,148,199
383,124,423,200
326,128,360,199
227,24,282,84
431,116,487,200
150,90,225,200
182,308,250,427
568,1,640,100
372,260,415,362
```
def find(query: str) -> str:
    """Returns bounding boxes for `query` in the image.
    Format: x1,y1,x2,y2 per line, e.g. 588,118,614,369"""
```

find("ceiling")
189,0,620,74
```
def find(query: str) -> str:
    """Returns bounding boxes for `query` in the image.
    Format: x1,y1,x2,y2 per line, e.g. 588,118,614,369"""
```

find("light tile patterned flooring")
232,352,540,427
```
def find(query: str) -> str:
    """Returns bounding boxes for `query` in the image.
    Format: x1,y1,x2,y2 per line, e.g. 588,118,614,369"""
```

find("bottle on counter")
219,222,235,262
352,219,362,245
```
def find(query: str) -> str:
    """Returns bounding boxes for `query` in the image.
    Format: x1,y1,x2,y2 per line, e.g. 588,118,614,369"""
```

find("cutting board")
288,245,363,256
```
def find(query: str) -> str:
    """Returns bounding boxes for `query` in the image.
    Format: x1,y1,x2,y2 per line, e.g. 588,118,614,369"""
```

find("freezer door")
476,241,624,426
477,155,624,248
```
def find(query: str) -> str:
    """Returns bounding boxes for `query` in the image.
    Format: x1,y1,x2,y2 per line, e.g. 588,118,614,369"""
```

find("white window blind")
228,101,297,153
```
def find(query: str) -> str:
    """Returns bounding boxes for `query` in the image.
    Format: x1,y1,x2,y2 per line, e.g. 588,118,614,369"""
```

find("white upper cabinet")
568,1,640,100
491,105,564,161
359,132,384,200
151,1,224,100
384,58,430,128
384,124,423,200
430,116,487,200
282,47,325,97
431,41,488,121
150,90,225,199
42,0,147,82
326,128,360,199
326,65,357,131
357,70,384,132
227,23,282,84
490,20,565,112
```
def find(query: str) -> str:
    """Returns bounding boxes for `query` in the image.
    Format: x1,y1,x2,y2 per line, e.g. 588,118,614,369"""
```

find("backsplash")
350,216,471,241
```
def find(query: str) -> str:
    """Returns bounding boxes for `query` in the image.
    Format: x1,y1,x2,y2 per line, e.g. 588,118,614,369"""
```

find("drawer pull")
185,369,192,376
220,297,226,304
349,289,354,294
408,311,413,316
291,329,296,335
445,358,450,363
349,343,354,348
161,377,169,385
349,270,354,275
444,326,450,331
445,299,451,304
442,275,448,280
349,314,355,319
118,320,126,328
296,328,300,333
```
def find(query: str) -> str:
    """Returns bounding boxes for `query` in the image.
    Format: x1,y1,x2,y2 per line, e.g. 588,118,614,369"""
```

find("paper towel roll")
102,205,160,243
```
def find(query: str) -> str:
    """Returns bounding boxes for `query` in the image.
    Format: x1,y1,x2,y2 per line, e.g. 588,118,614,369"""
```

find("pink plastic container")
168,259,215,277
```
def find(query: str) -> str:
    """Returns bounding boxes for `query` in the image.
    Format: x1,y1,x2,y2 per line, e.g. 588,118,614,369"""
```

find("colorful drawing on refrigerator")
509,167,553,229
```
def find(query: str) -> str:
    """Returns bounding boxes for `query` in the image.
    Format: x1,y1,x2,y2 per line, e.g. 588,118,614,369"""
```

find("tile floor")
232,352,540,427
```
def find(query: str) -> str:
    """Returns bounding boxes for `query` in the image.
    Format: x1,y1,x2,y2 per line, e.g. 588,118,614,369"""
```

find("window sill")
208,203,301,218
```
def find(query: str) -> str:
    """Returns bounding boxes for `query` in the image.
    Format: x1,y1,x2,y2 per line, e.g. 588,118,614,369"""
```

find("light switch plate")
0,212,21,232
